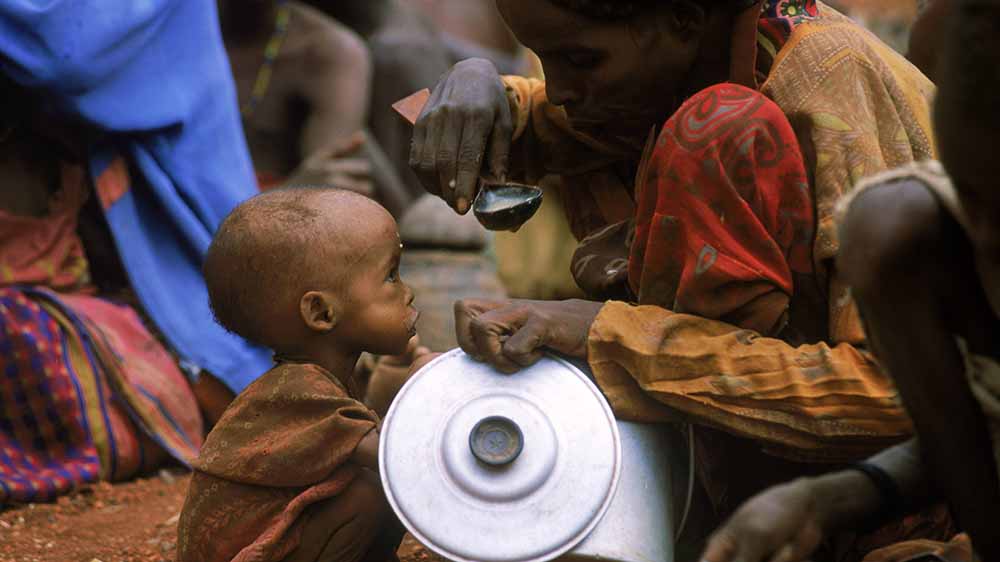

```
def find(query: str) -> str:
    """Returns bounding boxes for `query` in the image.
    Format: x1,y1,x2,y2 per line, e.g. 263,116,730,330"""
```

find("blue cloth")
0,0,271,392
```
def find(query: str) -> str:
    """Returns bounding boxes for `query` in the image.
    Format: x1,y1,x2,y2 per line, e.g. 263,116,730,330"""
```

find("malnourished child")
178,188,420,562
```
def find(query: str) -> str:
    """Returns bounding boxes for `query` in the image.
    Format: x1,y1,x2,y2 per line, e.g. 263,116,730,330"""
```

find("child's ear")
299,291,341,333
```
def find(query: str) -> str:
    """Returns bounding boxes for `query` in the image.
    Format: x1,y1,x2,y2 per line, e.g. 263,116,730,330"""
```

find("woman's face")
497,0,702,143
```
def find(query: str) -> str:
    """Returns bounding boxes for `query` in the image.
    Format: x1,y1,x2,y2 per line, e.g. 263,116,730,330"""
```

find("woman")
0,75,204,503
409,0,936,554
0,0,272,500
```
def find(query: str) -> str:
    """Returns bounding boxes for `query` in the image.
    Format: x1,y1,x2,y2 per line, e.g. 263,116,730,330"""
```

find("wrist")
806,470,884,535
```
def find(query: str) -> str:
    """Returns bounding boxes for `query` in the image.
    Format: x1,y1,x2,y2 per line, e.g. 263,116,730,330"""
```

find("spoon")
473,180,543,232
393,89,544,231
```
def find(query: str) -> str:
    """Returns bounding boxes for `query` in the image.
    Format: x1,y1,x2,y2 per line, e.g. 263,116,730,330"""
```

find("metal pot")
380,350,678,562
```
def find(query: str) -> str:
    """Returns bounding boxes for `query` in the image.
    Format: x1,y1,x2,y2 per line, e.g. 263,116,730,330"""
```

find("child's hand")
364,336,438,417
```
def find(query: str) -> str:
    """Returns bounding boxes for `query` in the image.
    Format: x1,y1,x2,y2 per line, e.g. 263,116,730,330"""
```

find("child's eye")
386,267,399,283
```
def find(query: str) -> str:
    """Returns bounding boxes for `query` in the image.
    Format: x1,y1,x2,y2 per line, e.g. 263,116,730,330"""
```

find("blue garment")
0,0,271,392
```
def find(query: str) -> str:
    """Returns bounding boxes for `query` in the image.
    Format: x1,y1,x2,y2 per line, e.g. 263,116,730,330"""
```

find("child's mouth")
407,310,420,334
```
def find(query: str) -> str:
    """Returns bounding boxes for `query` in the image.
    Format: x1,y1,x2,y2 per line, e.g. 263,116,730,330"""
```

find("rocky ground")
0,471,444,562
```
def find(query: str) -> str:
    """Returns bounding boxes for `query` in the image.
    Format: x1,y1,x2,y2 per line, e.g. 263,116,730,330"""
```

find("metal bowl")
379,350,679,562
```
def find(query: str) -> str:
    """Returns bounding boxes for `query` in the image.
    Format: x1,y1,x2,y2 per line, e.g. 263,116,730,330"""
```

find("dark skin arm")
353,343,439,470
296,14,370,157
839,180,1000,558
454,298,602,372
701,440,931,562
283,7,374,194
351,429,380,470
288,6,413,213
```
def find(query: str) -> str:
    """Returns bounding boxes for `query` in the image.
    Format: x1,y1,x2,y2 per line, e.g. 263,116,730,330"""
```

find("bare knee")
838,179,948,305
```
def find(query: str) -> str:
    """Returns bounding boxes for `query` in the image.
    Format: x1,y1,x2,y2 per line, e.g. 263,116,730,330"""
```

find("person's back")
178,188,421,562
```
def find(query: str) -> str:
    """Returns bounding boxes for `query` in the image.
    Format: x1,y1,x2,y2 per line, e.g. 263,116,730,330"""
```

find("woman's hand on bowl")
454,298,603,373
409,58,513,215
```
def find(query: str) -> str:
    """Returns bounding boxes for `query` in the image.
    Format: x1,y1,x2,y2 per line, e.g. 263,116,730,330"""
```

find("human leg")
285,469,405,562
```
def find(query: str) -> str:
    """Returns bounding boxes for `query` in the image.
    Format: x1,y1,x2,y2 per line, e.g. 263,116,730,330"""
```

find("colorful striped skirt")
0,286,203,503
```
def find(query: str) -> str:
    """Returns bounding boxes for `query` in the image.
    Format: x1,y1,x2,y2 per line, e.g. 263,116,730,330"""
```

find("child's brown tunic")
177,362,384,562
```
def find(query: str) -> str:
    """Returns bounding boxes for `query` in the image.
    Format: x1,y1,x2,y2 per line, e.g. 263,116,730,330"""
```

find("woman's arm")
587,301,908,459
454,294,908,460
408,61,631,212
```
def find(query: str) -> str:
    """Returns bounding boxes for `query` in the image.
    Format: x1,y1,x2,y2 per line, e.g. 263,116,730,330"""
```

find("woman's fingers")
455,299,539,373
471,317,521,373
454,110,492,214
433,104,461,209
455,299,508,359
486,95,513,181
453,299,596,371
502,316,547,367
409,85,443,197
474,305,535,373
408,59,508,208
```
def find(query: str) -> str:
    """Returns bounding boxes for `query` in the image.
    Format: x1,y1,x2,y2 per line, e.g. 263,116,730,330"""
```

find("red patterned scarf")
628,83,815,335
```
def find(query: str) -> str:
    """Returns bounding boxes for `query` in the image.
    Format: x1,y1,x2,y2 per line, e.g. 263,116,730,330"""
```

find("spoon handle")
392,89,431,126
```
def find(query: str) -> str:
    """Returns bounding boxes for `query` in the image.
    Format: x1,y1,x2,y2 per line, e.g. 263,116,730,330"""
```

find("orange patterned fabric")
1,167,203,500
760,4,936,344
178,362,379,562
0,164,90,291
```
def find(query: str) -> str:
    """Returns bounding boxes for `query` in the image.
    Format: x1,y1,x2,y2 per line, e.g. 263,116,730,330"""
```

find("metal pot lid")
380,350,622,562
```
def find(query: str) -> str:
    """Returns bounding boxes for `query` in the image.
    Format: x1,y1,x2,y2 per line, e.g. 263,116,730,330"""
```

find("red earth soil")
0,470,443,562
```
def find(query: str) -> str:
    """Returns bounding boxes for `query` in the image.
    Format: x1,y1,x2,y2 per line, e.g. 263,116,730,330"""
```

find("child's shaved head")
204,187,391,347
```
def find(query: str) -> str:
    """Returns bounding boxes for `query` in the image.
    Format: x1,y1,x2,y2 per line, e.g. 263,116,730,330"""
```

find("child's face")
336,217,418,356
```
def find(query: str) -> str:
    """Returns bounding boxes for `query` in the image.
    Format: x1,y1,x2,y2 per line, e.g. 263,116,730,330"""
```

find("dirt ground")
0,470,443,562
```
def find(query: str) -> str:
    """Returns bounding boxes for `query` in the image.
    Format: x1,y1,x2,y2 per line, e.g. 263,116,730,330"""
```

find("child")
177,187,420,562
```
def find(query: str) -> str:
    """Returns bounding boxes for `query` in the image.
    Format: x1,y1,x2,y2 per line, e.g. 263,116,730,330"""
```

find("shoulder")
662,84,797,154
839,173,949,273
763,6,935,112
672,84,787,127
285,2,369,71
224,362,350,414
